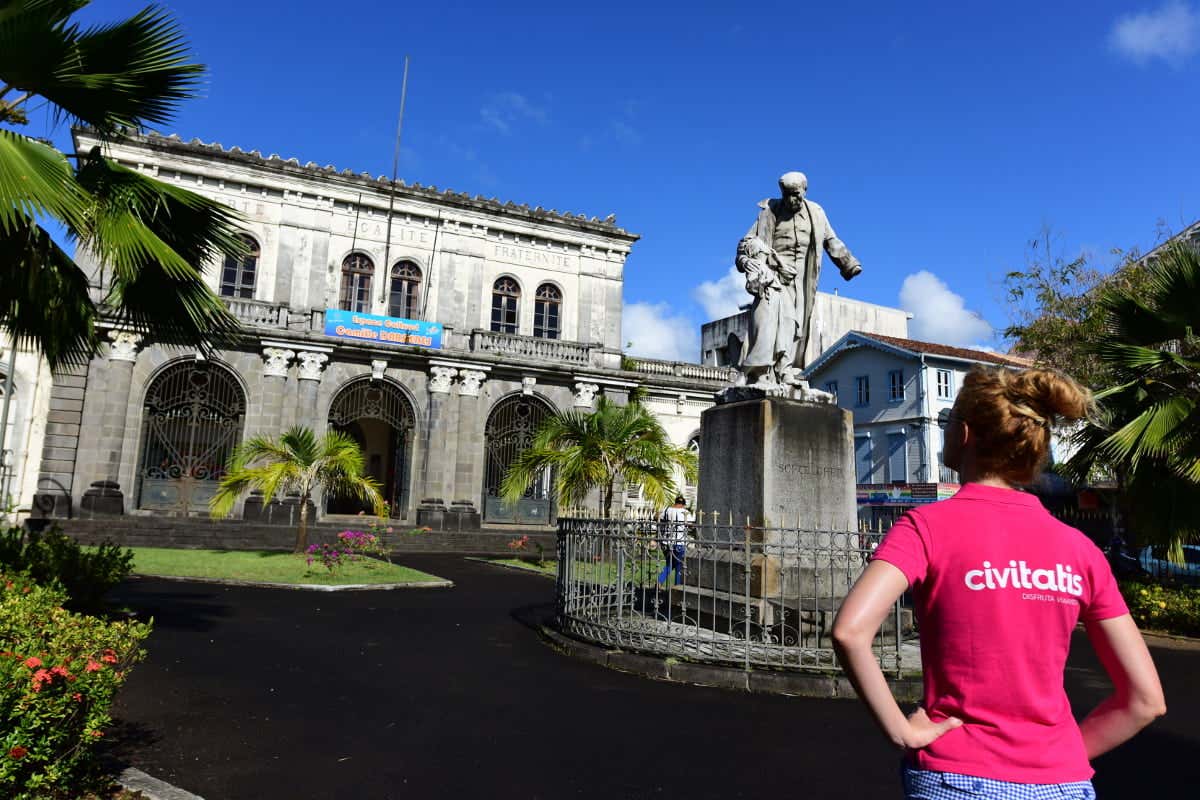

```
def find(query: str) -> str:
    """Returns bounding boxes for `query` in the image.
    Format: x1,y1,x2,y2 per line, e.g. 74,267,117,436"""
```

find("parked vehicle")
1138,544,1200,583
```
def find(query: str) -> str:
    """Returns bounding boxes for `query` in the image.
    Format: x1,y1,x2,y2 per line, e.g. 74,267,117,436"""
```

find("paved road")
105,556,1198,799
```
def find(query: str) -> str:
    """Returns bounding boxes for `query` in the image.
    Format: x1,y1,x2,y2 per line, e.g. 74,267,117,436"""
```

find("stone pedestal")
689,395,859,618
696,395,856,533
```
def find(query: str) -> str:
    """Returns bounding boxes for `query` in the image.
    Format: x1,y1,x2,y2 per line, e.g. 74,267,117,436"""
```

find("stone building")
0,337,53,517
32,129,734,528
700,293,911,369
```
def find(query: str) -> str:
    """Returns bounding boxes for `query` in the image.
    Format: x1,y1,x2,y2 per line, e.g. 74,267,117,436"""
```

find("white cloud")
692,266,750,321
622,302,699,362
898,271,993,348
480,92,548,134
1110,1,1199,66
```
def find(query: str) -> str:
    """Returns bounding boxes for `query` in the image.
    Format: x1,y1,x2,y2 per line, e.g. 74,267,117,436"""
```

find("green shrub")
1120,580,1200,638
0,527,133,614
0,573,152,799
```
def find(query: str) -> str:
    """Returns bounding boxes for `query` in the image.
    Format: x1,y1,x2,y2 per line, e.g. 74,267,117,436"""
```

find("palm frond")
0,129,88,235
73,151,245,352
0,216,98,367
0,1,202,133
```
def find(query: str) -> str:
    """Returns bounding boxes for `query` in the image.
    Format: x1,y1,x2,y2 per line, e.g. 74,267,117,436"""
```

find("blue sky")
44,1,1200,360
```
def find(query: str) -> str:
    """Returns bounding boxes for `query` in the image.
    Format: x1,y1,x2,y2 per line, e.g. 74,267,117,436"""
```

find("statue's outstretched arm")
823,223,862,281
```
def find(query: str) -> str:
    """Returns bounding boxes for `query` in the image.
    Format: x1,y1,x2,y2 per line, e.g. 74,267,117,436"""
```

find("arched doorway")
483,394,554,523
136,360,246,514
327,379,415,518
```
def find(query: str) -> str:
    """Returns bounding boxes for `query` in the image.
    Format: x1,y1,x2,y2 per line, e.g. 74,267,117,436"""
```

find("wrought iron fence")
555,516,907,676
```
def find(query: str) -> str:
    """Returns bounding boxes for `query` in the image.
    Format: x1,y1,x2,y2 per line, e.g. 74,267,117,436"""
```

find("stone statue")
735,172,862,389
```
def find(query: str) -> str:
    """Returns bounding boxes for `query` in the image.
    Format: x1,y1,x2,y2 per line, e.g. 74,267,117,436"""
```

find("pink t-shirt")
871,483,1128,783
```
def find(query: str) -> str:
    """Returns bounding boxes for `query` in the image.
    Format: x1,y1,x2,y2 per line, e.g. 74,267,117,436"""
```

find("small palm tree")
1,0,244,367
210,427,385,553
1064,240,1200,561
501,397,697,518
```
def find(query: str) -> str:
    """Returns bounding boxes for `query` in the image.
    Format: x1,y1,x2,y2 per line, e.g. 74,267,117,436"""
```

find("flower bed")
1121,580,1200,638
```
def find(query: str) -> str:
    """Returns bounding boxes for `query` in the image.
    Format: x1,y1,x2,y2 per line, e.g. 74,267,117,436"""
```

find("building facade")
700,293,911,369
0,337,53,518
803,332,1030,523
31,130,733,527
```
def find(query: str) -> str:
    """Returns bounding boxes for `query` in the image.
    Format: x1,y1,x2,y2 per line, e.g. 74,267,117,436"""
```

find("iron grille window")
339,253,374,313
388,261,422,319
855,375,870,407
936,369,952,399
490,277,521,334
533,283,561,339
220,235,259,299
824,381,838,402
888,370,905,402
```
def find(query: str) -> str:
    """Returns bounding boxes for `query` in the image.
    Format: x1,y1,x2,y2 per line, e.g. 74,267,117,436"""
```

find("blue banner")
323,309,442,350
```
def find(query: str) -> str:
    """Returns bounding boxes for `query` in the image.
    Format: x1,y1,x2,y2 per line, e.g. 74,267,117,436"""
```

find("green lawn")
128,547,447,585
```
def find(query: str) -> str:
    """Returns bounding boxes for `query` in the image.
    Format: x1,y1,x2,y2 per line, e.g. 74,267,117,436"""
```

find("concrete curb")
131,573,454,591
536,621,922,702
117,767,206,800
464,556,555,578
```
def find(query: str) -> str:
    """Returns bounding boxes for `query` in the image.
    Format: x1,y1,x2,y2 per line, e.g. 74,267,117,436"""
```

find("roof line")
73,127,639,241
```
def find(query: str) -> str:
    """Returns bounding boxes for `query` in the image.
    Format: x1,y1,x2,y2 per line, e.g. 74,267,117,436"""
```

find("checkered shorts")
902,765,1096,799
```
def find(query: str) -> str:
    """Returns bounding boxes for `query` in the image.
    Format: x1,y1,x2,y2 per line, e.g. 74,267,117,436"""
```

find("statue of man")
736,172,862,386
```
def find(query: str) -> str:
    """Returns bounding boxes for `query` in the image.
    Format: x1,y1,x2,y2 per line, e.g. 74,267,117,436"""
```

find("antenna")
379,55,410,310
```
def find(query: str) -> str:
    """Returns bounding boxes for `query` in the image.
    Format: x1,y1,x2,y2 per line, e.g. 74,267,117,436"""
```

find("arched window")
388,261,422,320
533,283,562,339
339,253,374,313
220,235,259,298
490,277,520,334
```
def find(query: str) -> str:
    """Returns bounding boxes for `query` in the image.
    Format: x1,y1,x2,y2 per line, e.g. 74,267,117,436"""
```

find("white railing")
626,358,737,384
469,329,592,365
223,297,288,328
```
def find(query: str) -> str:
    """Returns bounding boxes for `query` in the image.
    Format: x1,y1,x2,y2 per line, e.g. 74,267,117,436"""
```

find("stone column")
259,347,294,434
80,330,142,514
295,351,328,431
449,369,487,529
288,351,327,520
416,366,456,529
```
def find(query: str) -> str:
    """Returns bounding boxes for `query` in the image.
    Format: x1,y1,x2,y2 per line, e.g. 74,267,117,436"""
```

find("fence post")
744,516,752,672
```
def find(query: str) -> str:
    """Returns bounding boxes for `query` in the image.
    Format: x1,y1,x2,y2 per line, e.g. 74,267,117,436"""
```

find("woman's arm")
832,560,961,749
1079,614,1166,759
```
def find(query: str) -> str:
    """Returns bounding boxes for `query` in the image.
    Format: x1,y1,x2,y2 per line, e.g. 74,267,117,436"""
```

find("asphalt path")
104,556,1199,799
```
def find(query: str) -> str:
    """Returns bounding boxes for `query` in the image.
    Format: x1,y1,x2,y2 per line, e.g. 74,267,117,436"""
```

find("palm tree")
1064,240,1200,562
1,0,244,368
210,427,386,553
500,397,698,518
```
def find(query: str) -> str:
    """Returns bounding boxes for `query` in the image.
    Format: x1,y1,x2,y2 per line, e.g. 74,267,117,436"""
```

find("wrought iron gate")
483,395,553,523
327,379,414,518
137,361,246,514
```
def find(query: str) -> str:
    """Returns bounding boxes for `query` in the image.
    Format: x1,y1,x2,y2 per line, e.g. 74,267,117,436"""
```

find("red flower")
8,746,27,759
51,665,71,679
90,730,104,738
23,656,42,669
100,649,118,665
85,659,103,673
72,692,83,702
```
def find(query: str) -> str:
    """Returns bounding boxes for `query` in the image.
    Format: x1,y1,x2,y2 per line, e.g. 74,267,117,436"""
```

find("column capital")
429,365,457,394
106,329,143,363
457,369,487,397
262,347,295,378
297,351,328,381
574,381,599,408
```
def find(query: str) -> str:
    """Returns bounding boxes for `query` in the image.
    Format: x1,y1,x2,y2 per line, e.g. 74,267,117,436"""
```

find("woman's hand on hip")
903,708,963,750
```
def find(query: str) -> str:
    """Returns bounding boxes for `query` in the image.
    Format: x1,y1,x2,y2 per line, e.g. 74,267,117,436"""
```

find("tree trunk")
602,481,613,519
295,495,310,553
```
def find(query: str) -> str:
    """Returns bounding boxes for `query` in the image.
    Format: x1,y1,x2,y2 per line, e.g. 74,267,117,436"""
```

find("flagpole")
380,55,410,308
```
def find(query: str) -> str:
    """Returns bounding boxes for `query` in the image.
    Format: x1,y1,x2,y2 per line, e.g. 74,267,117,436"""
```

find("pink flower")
85,659,103,673
23,656,41,669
